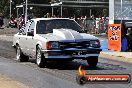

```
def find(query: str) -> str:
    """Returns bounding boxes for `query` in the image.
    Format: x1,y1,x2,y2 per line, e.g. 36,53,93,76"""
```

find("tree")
0,0,50,18
0,0,9,17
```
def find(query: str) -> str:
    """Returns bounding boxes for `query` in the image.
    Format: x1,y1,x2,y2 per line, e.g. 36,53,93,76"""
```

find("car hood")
38,29,98,41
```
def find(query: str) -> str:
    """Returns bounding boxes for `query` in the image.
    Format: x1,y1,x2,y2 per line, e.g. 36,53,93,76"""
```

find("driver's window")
36,20,46,34
29,21,35,31
25,21,32,33
28,21,35,36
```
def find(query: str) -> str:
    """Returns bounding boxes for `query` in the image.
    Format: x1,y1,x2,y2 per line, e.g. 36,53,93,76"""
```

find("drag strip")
0,35,131,88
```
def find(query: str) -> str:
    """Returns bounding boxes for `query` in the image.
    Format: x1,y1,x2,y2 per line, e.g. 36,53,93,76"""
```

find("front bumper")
41,48,102,59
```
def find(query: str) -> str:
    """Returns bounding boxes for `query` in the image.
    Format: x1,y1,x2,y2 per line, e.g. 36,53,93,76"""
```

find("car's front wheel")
86,56,98,68
36,46,47,68
16,45,29,62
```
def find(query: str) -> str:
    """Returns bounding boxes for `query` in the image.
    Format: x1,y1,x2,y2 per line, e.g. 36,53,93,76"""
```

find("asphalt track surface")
0,35,131,88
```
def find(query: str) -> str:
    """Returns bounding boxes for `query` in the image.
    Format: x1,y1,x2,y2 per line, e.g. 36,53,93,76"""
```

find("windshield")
36,19,84,34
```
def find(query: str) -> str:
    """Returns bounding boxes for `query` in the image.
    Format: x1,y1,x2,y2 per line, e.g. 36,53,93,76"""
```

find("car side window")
36,20,46,34
25,20,33,33
29,21,35,31
27,21,35,36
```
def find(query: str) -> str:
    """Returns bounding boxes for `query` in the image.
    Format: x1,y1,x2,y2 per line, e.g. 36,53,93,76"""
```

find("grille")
59,41,90,49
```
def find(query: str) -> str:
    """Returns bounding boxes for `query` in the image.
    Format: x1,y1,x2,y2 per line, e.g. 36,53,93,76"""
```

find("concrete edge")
100,52,132,64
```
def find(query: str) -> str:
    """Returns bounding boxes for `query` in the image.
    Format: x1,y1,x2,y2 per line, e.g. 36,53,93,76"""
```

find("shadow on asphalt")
28,59,126,70
46,61,99,70
29,59,101,70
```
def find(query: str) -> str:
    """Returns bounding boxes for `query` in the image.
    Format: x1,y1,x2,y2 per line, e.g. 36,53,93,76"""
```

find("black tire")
87,56,98,68
16,45,29,62
36,46,47,68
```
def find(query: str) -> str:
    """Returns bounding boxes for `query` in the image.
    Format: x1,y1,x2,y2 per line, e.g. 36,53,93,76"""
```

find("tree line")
0,0,49,18
0,0,108,18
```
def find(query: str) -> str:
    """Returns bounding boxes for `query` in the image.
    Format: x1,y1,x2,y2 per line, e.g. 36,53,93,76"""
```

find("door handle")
19,38,20,39
26,38,27,40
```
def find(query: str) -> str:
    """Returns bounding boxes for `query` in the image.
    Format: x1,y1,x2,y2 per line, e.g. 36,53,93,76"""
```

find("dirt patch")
0,40,16,59
0,28,18,35
0,74,30,88
0,28,18,59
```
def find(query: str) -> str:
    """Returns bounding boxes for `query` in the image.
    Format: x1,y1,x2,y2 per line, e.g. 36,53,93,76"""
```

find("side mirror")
27,29,34,36
18,29,22,34
18,29,24,35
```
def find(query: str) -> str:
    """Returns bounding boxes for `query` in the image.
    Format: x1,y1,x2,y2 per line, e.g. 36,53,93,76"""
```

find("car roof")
31,18,70,21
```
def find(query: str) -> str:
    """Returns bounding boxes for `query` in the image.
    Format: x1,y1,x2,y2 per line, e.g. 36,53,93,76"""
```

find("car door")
21,21,32,55
26,21,36,57
17,26,27,54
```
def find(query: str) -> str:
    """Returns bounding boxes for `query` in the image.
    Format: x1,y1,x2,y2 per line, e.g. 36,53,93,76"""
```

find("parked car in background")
13,18,102,68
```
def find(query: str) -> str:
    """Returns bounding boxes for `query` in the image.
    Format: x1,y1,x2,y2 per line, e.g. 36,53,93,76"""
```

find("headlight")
90,40,100,48
50,42,59,49
46,41,59,49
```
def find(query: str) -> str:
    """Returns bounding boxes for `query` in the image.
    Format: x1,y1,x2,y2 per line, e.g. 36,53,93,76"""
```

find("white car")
13,18,102,68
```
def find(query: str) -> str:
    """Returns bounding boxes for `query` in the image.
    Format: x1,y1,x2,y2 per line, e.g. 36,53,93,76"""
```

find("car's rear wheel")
36,46,47,68
86,56,98,68
16,45,29,62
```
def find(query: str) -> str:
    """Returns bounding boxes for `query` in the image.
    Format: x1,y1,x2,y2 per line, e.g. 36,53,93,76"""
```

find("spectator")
121,22,128,52
44,13,50,18
18,14,25,29
126,28,132,51
121,35,128,52
27,14,33,21
8,16,17,28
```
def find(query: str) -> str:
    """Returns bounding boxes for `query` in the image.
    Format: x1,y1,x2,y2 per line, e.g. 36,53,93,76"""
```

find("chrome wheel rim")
37,49,41,65
16,47,20,60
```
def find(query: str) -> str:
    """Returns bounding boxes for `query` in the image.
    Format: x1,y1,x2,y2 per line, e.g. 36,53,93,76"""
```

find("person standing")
18,14,25,29
0,13,4,28
121,22,128,52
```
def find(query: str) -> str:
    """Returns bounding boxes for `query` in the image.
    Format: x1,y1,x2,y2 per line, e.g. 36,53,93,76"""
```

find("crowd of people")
74,16,109,34
44,14,109,34
8,14,33,29
6,12,109,34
